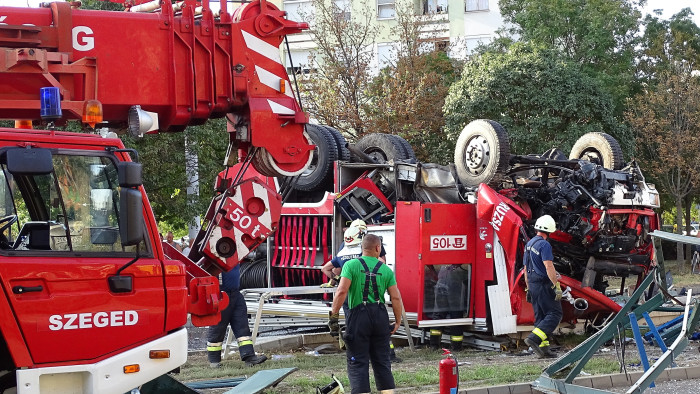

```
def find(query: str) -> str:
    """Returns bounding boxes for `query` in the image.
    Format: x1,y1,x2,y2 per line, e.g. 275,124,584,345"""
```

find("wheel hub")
464,136,490,174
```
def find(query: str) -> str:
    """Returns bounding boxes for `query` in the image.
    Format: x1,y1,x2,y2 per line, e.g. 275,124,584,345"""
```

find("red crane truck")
0,0,311,392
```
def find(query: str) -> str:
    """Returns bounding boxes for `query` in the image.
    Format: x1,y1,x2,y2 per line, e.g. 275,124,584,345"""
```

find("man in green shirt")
328,234,403,394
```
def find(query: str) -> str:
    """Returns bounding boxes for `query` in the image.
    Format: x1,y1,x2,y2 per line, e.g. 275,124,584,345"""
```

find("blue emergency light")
40,87,62,120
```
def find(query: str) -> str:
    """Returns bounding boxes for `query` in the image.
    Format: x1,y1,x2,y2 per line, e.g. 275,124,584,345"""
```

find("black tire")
453,119,511,187
353,133,411,164
569,132,624,170
323,125,351,162
293,124,338,191
387,134,417,161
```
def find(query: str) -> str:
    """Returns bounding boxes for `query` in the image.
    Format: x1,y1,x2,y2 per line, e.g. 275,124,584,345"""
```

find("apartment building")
280,0,506,72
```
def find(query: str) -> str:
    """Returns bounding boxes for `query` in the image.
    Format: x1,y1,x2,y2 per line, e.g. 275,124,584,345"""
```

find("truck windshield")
0,152,146,254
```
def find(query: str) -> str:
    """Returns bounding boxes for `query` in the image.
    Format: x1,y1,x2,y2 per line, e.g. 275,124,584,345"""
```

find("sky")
0,0,698,26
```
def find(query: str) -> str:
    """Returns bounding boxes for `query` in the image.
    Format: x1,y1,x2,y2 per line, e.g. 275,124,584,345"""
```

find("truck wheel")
569,132,624,170
453,119,511,187
323,126,351,162
293,124,338,191
388,135,417,161
353,133,410,163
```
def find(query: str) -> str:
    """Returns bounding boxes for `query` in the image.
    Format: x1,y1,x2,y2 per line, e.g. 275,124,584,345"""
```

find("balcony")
416,9,449,39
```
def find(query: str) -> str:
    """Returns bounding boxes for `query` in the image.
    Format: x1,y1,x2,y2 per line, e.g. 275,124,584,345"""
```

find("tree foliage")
499,0,642,111
443,43,626,156
363,3,460,163
625,69,700,260
299,0,378,138
122,119,229,232
636,8,700,83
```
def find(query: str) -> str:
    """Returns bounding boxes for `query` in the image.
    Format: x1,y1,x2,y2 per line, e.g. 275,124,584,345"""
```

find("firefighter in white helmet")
321,220,385,285
523,214,562,358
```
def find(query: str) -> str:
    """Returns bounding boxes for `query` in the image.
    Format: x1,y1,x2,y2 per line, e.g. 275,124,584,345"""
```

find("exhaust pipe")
573,298,589,312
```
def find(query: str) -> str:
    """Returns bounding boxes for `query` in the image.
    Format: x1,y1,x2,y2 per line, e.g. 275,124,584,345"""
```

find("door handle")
12,285,43,294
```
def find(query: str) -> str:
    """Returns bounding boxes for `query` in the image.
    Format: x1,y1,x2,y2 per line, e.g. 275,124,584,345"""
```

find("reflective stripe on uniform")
239,340,253,346
451,335,464,342
532,327,547,342
539,340,550,347
207,341,223,352
390,342,395,349
430,329,442,335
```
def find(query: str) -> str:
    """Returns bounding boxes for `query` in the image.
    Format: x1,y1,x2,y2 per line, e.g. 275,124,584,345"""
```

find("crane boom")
0,0,313,177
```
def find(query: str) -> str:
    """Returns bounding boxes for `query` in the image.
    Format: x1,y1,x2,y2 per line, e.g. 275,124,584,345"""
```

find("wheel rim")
364,147,389,163
300,147,319,178
579,149,603,165
463,135,491,175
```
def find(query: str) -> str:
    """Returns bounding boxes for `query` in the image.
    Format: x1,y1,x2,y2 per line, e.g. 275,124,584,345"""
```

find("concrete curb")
425,365,700,393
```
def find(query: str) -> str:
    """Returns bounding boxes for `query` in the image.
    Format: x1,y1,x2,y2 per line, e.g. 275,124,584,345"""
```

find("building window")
333,0,351,21
377,0,396,19
285,50,313,74
465,0,488,12
284,0,313,25
423,0,448,14
377,43,396,70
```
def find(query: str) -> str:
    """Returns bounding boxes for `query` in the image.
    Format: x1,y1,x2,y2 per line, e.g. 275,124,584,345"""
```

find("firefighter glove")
328,311,340,337
554,282,562,302
525,288,532,303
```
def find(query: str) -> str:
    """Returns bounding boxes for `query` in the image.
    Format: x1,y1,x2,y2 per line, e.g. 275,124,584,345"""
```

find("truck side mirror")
120,188,143,246
6,147,53,175
118,162,142,187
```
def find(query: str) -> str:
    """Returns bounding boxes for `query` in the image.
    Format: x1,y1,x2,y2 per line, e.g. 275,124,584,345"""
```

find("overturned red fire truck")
245,120,660,337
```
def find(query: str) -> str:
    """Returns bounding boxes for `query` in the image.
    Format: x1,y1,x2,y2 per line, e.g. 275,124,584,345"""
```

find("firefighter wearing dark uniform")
206,265,267,367
328,234,403,394
523,215,563,358
429,264,469,351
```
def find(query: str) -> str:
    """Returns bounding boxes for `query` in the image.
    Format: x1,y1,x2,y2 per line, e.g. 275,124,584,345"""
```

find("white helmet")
344,226,363,246
534,215,556,233
350,219,367,232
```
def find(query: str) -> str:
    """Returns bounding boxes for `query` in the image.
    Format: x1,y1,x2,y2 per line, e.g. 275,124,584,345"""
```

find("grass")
176,339,627,393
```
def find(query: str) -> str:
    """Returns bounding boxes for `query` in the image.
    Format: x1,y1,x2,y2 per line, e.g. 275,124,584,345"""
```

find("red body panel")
0,130,188,368
396,202,484,322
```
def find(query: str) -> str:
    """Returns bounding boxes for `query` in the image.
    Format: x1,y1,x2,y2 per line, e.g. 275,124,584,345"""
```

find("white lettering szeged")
48,310,139,331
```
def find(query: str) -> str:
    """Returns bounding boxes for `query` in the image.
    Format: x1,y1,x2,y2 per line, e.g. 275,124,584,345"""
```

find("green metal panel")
224,367,298,394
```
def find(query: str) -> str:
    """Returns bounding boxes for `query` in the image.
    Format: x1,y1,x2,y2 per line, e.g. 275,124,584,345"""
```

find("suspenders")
357,257,383,305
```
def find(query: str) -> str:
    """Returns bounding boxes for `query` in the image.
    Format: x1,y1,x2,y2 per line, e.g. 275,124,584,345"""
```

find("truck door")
0,150,165,365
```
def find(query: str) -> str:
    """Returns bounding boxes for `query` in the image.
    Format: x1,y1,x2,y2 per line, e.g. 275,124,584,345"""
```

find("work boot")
524,336,544,358
239,341,267,366
243,353,268,366
429,329,442,350
207,341,223,368
540,346,557,359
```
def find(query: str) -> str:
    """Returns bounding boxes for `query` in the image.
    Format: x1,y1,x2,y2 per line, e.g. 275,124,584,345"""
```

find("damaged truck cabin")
255,120,660,337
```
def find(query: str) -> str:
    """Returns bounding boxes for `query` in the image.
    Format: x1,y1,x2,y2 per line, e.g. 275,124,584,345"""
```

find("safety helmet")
344,226,363,246
349,219,367,232
534,215,556,233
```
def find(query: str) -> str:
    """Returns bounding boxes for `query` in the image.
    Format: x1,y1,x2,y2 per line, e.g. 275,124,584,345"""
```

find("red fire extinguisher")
439,348,459,394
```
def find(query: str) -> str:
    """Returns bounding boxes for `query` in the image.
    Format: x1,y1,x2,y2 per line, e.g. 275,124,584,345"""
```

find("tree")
122,119,229,233
625,69,700,263
636,8,700,84
443,43,627,156
299,0,378,138
364,3,460,163
498,0,643,112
